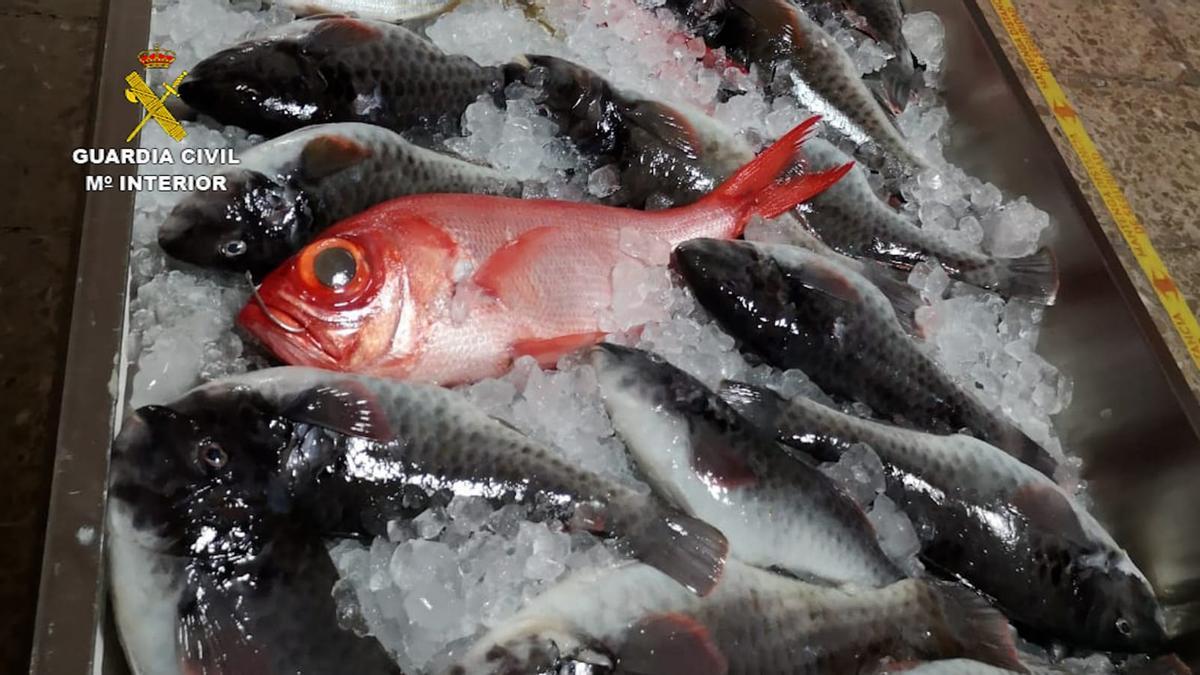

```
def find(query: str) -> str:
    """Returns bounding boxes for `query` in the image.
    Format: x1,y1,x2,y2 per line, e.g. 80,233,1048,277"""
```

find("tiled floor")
0,0,1197,671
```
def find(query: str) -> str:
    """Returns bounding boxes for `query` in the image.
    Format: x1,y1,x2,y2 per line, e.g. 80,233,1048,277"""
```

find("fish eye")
220,240,247,257
313,246,357,290
298,238,368,296
199,442,228,469
1116,617,1132,636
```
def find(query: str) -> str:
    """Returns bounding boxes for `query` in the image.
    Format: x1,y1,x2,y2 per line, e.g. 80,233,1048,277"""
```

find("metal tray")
28,0,1200,672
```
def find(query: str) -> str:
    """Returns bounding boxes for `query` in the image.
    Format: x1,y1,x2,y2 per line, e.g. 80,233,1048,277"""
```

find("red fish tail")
705,117,852,235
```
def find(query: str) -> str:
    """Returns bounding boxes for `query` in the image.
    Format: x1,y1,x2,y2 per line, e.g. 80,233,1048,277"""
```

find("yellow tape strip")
986,0,1200,369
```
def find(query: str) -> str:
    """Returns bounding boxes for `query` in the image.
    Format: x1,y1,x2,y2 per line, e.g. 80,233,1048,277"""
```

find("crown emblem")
138,45,176,69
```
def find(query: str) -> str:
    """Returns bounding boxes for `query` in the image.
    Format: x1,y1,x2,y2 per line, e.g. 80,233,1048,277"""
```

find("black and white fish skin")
138,368,727,595
445,560,1026,675
588,344,904,588
801,138,1059,303
108,386,402,675
157,122,523,278
665,0,925,169
179,16,509,138
722,382,1168,653
671,238,1060,478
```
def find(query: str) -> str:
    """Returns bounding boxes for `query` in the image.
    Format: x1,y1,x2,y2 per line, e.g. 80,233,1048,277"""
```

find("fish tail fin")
877,51,918,114
618,502,729,597
752,163,856,221
990,247,1059,305
927,581,1028,673
704,117,850,233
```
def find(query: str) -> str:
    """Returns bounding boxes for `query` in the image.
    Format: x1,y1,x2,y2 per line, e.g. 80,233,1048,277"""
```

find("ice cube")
819,443,886,507
587,164,622,198
413,507,449,540
903,12,946,72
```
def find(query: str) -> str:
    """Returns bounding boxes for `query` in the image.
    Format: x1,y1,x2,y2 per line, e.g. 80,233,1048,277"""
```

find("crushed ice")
129,0,1086,670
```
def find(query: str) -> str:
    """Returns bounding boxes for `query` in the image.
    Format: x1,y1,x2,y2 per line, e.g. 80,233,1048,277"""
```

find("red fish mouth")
237,298,340,368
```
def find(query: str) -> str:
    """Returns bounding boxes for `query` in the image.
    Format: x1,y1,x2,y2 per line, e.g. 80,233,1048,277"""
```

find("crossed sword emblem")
124,70,188,142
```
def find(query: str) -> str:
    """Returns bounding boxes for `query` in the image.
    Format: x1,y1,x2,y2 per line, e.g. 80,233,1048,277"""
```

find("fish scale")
179,16,507,138
589,343,905,588
672,238,1060,478
447,560,1025,675
722,382,1167,653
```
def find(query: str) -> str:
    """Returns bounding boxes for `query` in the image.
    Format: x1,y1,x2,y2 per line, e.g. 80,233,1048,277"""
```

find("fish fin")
281,382,394,442
718,381,786,431
752,162,856,220
691,433,757,489
927,581,1028,673
782,256,865,306
513,332,608,367
855,259,926,338
621,100,701,159
618,613,728,675
178,587,272,675
997,429,1059,480
474,225,619,335
877,52,918,114
305,16,384,50
1010,483,1089,545
621,506,728,597
709,117,821,206
300,134,373,181
992,248,1059,305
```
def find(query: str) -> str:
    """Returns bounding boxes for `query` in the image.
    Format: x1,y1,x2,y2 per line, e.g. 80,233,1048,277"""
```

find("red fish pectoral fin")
473,226,618,337
619,613,729,675
513,332,608,368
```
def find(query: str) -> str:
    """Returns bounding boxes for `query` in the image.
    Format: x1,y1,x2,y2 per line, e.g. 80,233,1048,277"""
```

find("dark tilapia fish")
108,382,401,674
589,344,904,588
158,122,522,278
672,238,1059,478
842,0,919,111
664,0,925,169
445,560,1026,675
801,138,1059,303
723,382,1167,653
179,16,511,138
112,368,727,620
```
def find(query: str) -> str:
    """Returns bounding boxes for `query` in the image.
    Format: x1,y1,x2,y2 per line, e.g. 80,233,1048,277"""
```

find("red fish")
238,118,851,385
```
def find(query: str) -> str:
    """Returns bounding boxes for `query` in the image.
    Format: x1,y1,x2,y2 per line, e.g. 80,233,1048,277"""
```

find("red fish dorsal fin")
472,226,622,341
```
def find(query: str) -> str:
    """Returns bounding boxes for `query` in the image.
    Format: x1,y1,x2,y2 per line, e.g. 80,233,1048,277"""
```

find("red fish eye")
298,238,369,296
199,442,228,469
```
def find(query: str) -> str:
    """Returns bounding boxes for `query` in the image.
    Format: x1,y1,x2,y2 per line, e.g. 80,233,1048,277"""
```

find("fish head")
446,616,613,675
1071,550,1167,651
109,384,298,550
523,55,622,156
179,37,329,136
672,237,792,333
159,168,316,278
239,220,455,373
589,343,761,496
